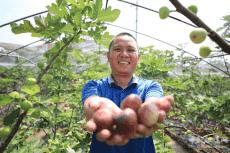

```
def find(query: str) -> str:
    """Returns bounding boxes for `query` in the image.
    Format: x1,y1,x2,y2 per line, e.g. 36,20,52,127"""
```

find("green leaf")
66,0,80,7
34,16,46,29
21,84,40,96
11,20,36,34
0,97,12,106
92,0,103,19
60,24,74,33
73,12,82,26
46,3,68,18
56,0,63,6
94,32,114,49
98,6,121,22
3,107,21,126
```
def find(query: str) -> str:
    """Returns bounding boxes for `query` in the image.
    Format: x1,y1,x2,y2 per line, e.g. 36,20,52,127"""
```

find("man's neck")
112,73,133,89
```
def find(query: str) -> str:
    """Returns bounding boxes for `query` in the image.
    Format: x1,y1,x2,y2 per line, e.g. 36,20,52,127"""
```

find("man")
82,32,174,153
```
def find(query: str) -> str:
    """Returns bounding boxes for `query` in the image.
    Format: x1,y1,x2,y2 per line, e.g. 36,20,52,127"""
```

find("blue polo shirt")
82,73,163,153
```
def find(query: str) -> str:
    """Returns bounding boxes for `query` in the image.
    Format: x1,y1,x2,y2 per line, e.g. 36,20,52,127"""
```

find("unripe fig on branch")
188,5,198,14
37,62,44,69
159,7,170,19
31,109,40,118
190,28,207,44
26,78,36,85
199,46,212,57
21,100,33,111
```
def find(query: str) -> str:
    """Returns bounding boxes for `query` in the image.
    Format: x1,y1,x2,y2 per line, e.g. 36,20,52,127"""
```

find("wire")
106,23,230,77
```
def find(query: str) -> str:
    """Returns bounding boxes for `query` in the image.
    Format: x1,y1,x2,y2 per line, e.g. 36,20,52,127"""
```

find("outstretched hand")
83,94,174,146
83,96,130,146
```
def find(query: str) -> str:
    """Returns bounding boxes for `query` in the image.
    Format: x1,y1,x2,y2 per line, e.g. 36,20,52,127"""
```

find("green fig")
46,74,53,81
199,46,212,57
159,6,170,19
21,100,33,111
37,62,45,69
190,28,207,44
26,78,36,85
188,5,198,14
31,109,40,118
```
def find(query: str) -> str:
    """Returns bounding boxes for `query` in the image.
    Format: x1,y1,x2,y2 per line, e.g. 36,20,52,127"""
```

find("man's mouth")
118,62,130,65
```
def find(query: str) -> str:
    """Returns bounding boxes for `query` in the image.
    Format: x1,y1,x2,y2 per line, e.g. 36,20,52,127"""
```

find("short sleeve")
145,80,163,100
82,80,102,107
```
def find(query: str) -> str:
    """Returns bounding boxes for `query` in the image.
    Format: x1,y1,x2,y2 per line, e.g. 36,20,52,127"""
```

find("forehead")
112,35,136,47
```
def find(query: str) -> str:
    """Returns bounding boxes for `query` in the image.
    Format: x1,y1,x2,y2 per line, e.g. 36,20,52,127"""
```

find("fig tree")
26,78,36,85
31,109,40,118
37,62,44,69
190,28,207,44
188,5,198,14
159,6,170,19
199,46,212,57
21,100,33,111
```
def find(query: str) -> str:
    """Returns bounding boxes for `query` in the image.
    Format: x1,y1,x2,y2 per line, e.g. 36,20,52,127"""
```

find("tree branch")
36,29,81,84
169,0,230,54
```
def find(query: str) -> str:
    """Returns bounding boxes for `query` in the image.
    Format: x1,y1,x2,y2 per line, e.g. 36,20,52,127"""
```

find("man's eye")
129,49,135,51
115,48,121,50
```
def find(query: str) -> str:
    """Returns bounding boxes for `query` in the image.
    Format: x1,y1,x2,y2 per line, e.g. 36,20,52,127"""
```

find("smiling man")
82,32,174,153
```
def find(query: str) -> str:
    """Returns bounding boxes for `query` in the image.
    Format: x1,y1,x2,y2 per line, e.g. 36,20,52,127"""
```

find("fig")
37,62,44,69
21,100,32,111
182,119,186,124
46,74,53,81
188,5,198,14
199,46,212,57
190,28,207,44
138,103,159,127
159,6,170,19
114,108,138,137
31,109,40,118
120,94,142,113
26,78,36,85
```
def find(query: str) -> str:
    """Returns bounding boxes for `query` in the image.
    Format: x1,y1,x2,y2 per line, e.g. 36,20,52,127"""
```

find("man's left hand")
130,95,174,138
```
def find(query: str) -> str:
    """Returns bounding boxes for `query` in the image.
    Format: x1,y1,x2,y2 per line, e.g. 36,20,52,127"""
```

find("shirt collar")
108,73,138,87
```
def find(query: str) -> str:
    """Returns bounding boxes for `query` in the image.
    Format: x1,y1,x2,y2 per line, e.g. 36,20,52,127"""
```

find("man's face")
107,35,140,75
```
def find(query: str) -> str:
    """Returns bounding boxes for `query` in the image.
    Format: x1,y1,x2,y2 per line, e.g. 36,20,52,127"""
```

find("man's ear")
107,52,110,62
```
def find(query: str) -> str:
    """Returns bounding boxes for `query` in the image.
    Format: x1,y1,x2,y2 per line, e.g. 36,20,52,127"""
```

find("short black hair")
108,32,138,53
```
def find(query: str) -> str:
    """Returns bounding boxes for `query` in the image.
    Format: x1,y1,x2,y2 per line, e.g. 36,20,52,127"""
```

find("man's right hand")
83,96,130,146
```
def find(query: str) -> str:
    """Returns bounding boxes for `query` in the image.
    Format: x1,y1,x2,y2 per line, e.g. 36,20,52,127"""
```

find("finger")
84,96,100,115
164,95,174,103
96,129,111,142
121,94,142,112
106,133,123,146
154,100,171,114
86,119,97,132
94,108,114,130
137,124,152,137
157,110,166,123
117,137,130,146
